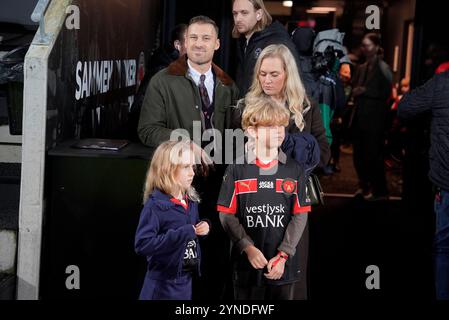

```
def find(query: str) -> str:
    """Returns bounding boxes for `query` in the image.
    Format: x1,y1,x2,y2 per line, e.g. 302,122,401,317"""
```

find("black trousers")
192,165,233,300
352,123,388,196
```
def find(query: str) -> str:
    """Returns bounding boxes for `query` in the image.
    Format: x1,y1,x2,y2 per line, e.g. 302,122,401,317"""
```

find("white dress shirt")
187,59,214,104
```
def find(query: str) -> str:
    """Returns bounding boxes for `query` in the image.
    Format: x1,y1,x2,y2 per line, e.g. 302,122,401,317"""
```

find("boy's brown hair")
241,97,290,130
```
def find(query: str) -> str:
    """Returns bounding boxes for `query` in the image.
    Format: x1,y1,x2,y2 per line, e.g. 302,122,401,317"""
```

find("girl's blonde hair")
143,140,200,204
241,96,290,130
232,0,272,38
245,44,310,131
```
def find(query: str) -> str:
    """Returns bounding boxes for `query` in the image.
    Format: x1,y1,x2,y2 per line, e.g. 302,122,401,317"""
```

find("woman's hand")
244,245,268,269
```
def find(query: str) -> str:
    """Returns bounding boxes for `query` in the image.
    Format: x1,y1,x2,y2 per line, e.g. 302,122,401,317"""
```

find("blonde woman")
135,140,210,300
235,44,330,167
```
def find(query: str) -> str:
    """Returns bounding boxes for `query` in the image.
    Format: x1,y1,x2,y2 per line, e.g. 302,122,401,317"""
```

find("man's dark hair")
188,15,219,37
170,24,188,44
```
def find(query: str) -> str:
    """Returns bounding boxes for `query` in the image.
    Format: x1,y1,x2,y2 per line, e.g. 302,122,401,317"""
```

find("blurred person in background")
351,33,392,201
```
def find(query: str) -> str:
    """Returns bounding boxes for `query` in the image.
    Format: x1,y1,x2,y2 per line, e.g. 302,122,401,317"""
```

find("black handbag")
306,173,324,206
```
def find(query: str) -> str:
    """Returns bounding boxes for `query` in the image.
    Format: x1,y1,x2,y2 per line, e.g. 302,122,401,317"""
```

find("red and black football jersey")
217,156,311,286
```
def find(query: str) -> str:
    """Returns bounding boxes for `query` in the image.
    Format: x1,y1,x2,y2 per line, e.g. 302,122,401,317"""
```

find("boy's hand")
264,254,286,280
244,245,268,269
194,221,210,236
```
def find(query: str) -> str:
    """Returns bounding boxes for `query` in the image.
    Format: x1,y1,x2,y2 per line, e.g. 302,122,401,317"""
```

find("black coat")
291,27,320,101
235,21,300,97
351,58,392,132
398,71,449,191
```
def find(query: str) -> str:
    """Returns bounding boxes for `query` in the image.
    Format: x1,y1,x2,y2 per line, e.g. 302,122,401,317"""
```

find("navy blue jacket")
282,131,321,177
135,189,202,280
398,71,449,191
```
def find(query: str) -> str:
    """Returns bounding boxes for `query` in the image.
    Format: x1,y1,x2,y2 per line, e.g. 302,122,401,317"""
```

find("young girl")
135,140,210,300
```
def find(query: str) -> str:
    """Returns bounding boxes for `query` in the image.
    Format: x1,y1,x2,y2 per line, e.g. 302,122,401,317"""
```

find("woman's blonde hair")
232,0,272,38
245,44,310,131
143,140,200,204
241,96,290,130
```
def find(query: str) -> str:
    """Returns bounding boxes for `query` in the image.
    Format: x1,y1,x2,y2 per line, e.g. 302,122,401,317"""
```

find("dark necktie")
199,74,211,108
199,74,213,129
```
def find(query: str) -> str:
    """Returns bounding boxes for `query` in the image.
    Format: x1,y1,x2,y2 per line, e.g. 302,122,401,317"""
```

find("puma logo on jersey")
236,179,257,193
240,181,251,190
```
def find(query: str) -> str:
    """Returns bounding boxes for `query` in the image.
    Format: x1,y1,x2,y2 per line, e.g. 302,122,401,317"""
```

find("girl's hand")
244,245,268,269
194,221,210,236
264,254,286,280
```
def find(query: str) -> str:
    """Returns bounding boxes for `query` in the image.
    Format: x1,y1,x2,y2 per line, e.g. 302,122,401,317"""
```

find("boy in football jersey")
217,97,311,300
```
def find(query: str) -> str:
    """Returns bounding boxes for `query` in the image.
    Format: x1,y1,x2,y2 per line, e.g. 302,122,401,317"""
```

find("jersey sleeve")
292,164,312,214
216,165,238,215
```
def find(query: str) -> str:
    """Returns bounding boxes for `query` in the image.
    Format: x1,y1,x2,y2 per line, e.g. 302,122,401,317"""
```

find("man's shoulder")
151,67,180,81
253,23,297,57
263,21,293,43
149,67,189,88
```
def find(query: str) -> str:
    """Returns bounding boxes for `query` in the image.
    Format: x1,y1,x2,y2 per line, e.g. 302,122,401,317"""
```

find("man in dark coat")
398,70,449,300
291,26,320,101
232,0,300,97
351,33,392,200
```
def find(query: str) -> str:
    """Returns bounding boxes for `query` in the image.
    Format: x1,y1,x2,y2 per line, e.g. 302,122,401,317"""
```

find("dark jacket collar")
151,189,190,209
167,55,234,86
151,189,175,204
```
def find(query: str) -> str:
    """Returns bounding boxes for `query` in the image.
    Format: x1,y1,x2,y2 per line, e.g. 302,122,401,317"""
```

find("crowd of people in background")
132,0,449,301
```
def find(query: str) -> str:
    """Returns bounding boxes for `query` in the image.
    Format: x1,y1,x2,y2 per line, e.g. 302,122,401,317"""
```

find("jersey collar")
249,149,287,168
